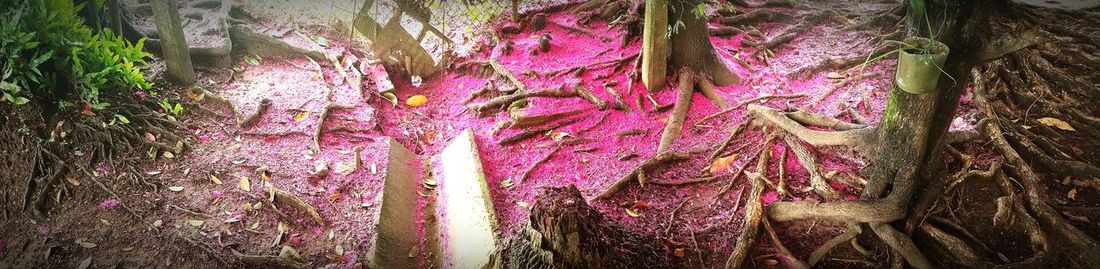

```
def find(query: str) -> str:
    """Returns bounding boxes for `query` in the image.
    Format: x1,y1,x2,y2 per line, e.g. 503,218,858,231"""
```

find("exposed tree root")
272,188,325,226
974,68,1100,268
238,98,271,129
695,94,807,127
656,69,695,153
763,217,810,269
593,152,690,200
747,105,874,154
724,138,772,269
719,10,793,26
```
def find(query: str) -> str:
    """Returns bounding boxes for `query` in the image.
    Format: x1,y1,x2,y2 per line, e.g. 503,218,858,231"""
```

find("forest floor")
2,0,1100,268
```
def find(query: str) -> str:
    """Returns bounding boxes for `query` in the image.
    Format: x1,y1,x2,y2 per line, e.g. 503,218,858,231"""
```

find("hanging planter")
894,37,950,94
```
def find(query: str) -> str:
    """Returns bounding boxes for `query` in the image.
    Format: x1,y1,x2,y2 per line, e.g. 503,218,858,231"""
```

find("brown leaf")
709,154,738,174
1037,117,1076,131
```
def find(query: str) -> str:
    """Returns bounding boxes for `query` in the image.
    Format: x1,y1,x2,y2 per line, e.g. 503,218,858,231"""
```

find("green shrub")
1,0,152,110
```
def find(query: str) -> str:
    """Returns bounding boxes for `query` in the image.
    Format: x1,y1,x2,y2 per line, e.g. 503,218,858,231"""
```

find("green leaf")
114,114,130,124
693,3,706,19
12,97,29,105
243,55,260,66
381,92,398,107
311,36,330,48
30,50,54,68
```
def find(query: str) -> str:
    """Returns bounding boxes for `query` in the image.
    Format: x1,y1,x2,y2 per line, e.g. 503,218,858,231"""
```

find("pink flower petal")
98,198,121,210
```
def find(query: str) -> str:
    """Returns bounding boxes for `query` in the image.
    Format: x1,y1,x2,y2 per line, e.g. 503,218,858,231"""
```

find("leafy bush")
0,0,152,110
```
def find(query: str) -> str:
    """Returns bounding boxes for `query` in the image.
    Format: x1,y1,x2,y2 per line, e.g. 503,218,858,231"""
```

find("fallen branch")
498,117,584,146
574,84,610,110
470,86,576,116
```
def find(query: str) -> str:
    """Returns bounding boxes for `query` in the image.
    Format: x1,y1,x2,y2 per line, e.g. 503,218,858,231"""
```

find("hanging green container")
894,37,949,94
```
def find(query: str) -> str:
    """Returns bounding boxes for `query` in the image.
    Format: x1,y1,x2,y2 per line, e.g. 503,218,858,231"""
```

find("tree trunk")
150,0,195,84
668,0,738,86
641,0,669,92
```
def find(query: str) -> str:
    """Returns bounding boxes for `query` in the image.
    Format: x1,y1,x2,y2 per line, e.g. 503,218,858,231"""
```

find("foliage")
0,0,153,109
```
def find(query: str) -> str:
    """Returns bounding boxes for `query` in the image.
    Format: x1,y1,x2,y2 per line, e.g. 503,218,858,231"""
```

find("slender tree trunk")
641,0,669,92
151,0,195,84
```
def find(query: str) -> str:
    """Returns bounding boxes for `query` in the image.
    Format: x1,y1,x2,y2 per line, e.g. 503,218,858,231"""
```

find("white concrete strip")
436,129,500,269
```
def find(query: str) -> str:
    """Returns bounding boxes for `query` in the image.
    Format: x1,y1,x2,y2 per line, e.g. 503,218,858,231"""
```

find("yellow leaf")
293,111,310,122
625,208,640,218
239,177,251,192
709,154,738,174
1037,117,1075,131
406,95,428,107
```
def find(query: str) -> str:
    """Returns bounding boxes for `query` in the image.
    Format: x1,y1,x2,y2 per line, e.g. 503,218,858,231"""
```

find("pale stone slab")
366,138,419,269
436,130,500,269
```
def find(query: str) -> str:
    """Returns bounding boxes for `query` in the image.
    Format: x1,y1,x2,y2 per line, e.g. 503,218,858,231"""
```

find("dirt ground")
3,0,1100,268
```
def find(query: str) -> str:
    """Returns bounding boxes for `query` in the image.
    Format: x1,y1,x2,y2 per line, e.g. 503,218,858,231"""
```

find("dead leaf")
517,201,531,210
631,201,652,211
826,72,845,79
168,186,185,192
188,220,205,227
1068,188,1078,200
406,95,428,107
407,246,420,258
280,246,303,261
709,154,738,174
162,151,175,159
335,245,345,256
210,175,223,185
78,257,92,269
144,133,157,142
330,191,343,202
293,111,310,122
674,248,685,258
335,162,355,175
239,177,252,192
625,208,641,217
1037,117,1076,131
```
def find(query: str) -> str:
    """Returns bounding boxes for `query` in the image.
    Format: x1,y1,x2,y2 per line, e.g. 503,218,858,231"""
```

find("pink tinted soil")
159,3,994,268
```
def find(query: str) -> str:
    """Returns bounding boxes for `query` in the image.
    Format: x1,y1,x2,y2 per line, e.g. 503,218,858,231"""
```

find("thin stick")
516,146,562,184
594,152,691,200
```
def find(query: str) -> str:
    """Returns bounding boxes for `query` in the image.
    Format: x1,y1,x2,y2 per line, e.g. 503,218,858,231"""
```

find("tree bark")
150,0,195,84
668,0,738,86
641,0,669,92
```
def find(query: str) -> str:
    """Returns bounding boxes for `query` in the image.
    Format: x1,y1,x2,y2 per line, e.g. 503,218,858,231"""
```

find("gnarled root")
747,104,874,155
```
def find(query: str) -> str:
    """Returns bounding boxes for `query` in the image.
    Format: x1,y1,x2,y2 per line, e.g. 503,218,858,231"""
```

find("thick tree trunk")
668,0,738,86
150,0,195,84
641,0,669,92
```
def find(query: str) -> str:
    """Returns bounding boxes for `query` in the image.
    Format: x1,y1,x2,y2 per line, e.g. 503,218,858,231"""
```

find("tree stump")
505,185,671,268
